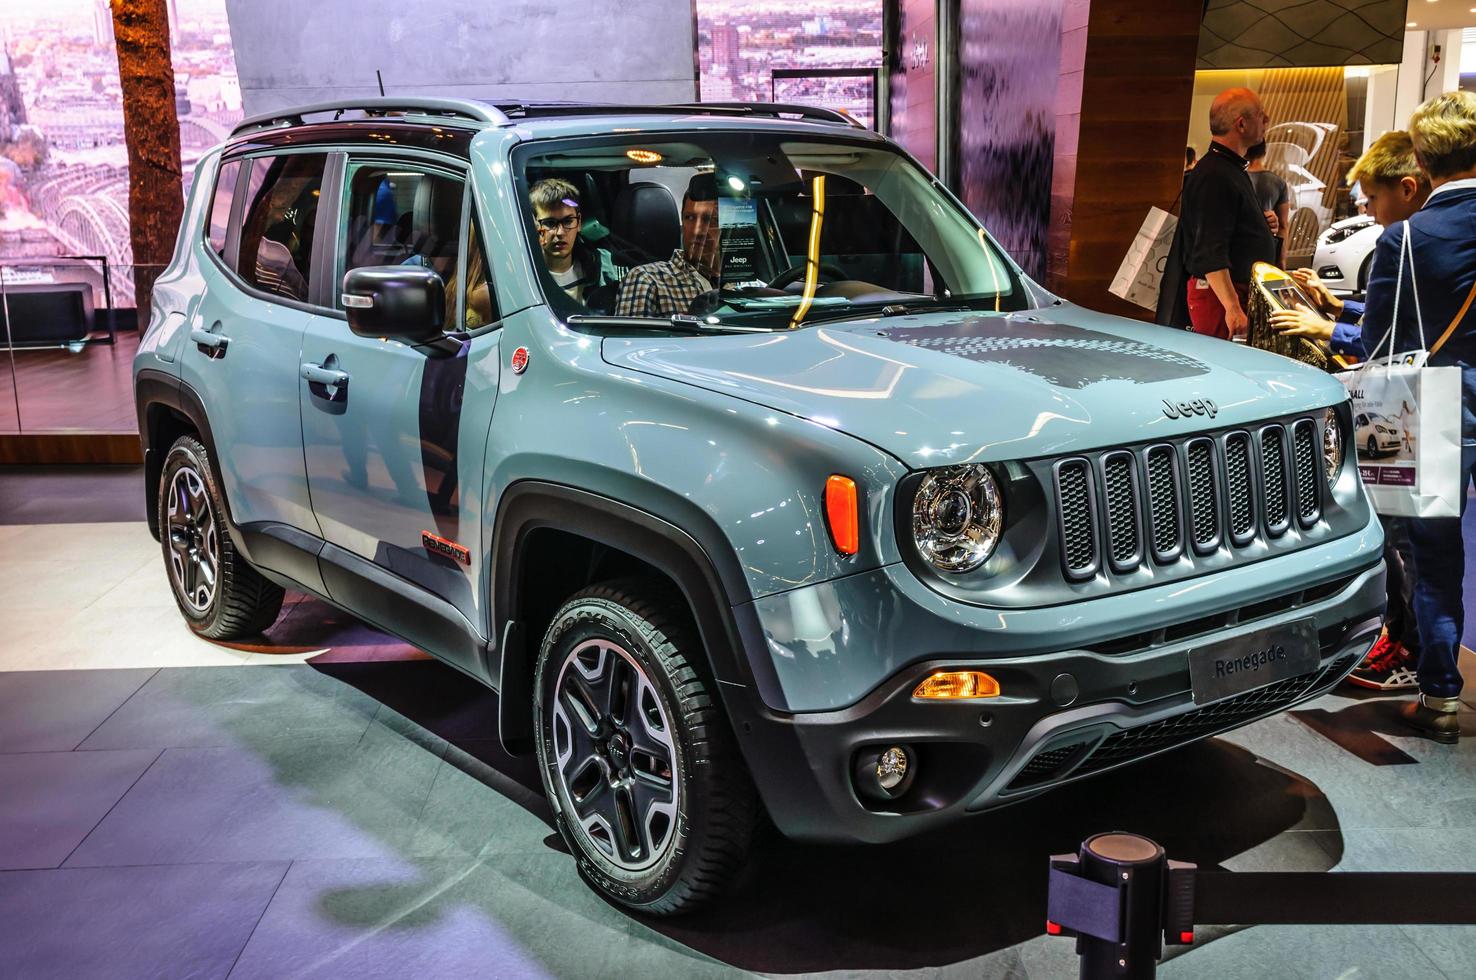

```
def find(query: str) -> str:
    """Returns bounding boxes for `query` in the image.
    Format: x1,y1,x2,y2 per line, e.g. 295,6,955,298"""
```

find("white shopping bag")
1109,207,1178,311
1335,221,1464,518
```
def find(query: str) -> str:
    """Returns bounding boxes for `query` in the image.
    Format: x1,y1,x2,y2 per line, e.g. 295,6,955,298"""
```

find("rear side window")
206,159,240,259
237,153,327,303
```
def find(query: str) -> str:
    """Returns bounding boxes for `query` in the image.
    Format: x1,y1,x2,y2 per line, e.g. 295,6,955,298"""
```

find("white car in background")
1355,411,1402,458
1313,216,1380,295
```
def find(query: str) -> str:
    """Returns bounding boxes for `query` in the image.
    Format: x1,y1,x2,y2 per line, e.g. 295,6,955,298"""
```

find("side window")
237,152,327,303
206,159,240,260
341,162,497,328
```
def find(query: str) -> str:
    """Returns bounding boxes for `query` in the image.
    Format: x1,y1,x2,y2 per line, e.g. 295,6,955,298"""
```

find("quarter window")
237,153,327,303
206,159,240,260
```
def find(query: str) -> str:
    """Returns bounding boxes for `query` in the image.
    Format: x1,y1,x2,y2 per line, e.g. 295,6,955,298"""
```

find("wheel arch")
490,481,774,754
135,371,231,540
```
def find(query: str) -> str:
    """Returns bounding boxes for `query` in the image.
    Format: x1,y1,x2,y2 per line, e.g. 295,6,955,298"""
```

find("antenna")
376,70,385,97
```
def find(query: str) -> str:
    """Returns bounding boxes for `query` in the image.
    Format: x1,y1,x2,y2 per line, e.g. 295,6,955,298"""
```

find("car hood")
601,305,1348,469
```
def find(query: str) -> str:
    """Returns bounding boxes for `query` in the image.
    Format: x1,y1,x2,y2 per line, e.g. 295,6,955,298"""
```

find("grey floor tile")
228,855,740,980
1158,923,1449,979
77,665,381,751
408,741,552,860
0,668,155,752
1396,925,1476,978
0,750,159,870
0,862,287,980
65,724,445,868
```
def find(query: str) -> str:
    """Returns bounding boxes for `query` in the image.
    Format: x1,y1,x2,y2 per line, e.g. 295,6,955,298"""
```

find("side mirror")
341,266,445,344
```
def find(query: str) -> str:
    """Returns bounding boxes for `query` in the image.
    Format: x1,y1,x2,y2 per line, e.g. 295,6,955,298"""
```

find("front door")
299,158,502,660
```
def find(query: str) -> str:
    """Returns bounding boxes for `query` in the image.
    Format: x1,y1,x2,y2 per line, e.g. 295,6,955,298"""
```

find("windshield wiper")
566,314,775,334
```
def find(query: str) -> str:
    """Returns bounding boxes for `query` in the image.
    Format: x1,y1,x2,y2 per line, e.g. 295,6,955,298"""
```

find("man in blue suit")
1357,92,1476,742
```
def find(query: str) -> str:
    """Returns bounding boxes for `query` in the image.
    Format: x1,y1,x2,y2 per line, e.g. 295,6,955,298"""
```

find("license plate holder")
1187,619,1320,705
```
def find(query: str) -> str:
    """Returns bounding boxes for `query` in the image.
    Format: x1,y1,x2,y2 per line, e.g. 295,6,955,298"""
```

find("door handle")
301,362,351,387
191,326,229,357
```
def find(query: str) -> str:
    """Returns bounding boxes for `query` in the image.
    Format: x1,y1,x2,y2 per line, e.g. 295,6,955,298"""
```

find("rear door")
184,150,328,535
298,154,503,662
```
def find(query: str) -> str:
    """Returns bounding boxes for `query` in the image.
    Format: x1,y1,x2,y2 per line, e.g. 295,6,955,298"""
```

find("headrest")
611,182,680,262
412,176,463,258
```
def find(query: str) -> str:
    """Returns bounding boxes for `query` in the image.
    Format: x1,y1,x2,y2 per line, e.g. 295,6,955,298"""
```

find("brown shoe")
1399,694,1462,744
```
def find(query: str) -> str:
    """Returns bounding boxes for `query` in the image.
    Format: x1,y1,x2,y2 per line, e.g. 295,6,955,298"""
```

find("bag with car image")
1334,221,1463,518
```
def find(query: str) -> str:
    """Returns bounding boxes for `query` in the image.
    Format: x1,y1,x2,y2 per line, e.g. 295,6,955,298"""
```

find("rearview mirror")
341,266,445,344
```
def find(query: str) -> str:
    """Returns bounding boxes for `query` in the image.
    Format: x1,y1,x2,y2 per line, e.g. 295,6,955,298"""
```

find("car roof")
228,97,880,144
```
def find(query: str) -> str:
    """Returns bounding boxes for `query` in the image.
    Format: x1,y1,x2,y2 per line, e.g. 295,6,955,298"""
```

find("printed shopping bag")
1335,221,1464,518
1109,207,1178,311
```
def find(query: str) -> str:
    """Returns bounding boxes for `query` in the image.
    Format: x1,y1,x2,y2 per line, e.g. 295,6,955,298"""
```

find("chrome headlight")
1323,408,1344,488
912,464,1004,573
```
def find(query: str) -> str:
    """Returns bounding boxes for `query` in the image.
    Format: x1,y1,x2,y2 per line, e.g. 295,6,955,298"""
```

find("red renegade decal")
420,530,471,565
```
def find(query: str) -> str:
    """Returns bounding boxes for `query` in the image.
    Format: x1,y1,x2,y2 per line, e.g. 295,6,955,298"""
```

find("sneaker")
1347,637,1419,691
1399,693,1461,744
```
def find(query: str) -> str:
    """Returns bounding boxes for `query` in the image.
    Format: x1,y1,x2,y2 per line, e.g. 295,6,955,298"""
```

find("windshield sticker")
874,319,1209,388
718,197,765,289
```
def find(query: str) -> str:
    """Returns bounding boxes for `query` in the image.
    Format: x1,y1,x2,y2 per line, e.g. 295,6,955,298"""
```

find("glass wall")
694,1,883,128
1187,66,1399,277
0,0,240,436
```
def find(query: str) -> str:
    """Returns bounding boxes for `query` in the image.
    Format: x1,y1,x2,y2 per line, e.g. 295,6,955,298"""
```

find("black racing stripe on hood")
873,318,1210,389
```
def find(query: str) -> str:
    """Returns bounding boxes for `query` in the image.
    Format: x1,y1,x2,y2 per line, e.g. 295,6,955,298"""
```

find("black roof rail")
229,97,508,139
489,100,864,128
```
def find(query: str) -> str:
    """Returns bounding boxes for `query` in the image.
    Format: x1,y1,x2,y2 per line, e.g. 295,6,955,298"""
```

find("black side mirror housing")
341,266,445,344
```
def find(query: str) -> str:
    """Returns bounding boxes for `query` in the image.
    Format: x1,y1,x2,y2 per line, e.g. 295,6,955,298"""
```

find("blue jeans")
1404,444,1476,699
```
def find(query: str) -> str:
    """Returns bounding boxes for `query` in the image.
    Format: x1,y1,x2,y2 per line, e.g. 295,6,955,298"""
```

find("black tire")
1366,435,1378,459
158,435,284,639
1357,253,1373,293
533,580,757,915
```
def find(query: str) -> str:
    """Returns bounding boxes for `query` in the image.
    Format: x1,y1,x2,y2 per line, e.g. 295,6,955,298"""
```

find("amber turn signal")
825,474,860,555
913,670,1001,700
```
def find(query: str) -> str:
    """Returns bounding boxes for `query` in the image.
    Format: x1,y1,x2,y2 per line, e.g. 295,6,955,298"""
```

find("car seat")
609,182,681,265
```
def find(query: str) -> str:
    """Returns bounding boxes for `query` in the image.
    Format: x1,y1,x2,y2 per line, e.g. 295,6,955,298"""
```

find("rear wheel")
533,580,757,915
158,435,284,639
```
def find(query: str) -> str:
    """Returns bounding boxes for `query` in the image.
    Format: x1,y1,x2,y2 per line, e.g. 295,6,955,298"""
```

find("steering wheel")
767,261,851,290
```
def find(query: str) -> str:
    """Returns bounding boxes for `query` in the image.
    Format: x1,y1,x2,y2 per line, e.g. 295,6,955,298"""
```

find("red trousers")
1186,278,1250,340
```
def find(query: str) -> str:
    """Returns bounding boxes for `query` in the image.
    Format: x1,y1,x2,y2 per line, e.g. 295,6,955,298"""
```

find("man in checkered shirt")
616,174,721,318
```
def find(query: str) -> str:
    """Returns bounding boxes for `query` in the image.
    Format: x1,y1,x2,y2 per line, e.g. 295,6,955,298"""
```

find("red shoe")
1347,637,1419,691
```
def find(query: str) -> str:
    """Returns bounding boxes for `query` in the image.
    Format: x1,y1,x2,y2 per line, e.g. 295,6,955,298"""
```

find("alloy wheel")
166,465,220,613
552,638,679,871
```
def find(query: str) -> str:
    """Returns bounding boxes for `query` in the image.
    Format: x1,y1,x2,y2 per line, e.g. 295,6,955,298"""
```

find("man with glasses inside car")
529,178,622,311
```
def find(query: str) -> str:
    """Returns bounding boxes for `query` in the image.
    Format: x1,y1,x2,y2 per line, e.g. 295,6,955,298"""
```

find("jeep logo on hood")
1163,397,1217,420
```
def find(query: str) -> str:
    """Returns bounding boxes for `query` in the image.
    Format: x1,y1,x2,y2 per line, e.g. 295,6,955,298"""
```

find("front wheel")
158,435,284,639
533,581,757,915
1366,435,1378,459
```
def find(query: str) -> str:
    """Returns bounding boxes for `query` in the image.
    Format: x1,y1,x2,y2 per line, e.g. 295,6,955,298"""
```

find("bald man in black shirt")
1179,88,1279,339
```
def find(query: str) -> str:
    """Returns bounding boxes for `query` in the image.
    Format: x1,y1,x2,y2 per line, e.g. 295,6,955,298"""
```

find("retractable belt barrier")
1045,831,1476,979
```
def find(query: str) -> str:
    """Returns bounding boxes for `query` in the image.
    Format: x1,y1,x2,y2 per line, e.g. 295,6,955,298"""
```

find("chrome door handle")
190,326,229,356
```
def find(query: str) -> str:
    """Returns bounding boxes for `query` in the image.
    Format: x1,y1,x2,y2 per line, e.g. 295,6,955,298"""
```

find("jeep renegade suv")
135,98,1386,914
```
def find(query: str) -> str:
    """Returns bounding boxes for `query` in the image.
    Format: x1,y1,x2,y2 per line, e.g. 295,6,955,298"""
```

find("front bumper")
729,556,1384,844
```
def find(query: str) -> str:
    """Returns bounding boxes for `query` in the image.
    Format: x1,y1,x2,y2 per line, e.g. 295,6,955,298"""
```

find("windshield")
513,132,1031,330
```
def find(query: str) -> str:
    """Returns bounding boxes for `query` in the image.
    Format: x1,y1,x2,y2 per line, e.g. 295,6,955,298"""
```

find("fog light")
876,746,908,790
913,670,1000,700
853,744,915,800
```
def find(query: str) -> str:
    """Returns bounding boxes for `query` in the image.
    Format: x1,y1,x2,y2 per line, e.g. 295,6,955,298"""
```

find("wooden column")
1048,0,1203,319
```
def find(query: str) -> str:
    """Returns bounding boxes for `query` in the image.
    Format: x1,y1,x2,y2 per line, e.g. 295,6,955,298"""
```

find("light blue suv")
134,98,1385,914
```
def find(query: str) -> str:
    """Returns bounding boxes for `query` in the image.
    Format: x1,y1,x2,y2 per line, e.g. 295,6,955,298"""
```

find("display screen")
1264,280,1321,316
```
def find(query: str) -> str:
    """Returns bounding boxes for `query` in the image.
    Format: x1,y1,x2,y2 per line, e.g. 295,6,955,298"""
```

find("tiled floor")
2,520,1476,978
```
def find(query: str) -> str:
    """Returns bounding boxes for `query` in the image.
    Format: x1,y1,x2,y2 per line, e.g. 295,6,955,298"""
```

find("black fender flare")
135,370,233,539
489,480,779,752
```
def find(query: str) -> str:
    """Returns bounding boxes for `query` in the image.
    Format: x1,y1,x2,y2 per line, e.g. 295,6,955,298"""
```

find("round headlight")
912,464,1004,573
1323,407,1344,488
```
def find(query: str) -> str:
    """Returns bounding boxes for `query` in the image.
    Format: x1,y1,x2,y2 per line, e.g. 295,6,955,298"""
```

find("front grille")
1057,460,1097,577
1292,420,1321,526
1101,453,1140,568
1224,432,1255,542
1145,446,1181,559
1261,427,1289,534
1185,438,1219,551
1053,415,1323,578
1007,739,1092,789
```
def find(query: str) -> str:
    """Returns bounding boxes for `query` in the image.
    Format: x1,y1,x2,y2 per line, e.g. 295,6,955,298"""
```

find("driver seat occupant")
615,173,720,318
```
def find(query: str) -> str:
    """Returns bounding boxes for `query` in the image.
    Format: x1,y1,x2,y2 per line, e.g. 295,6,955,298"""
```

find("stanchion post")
1077,833,1165,979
